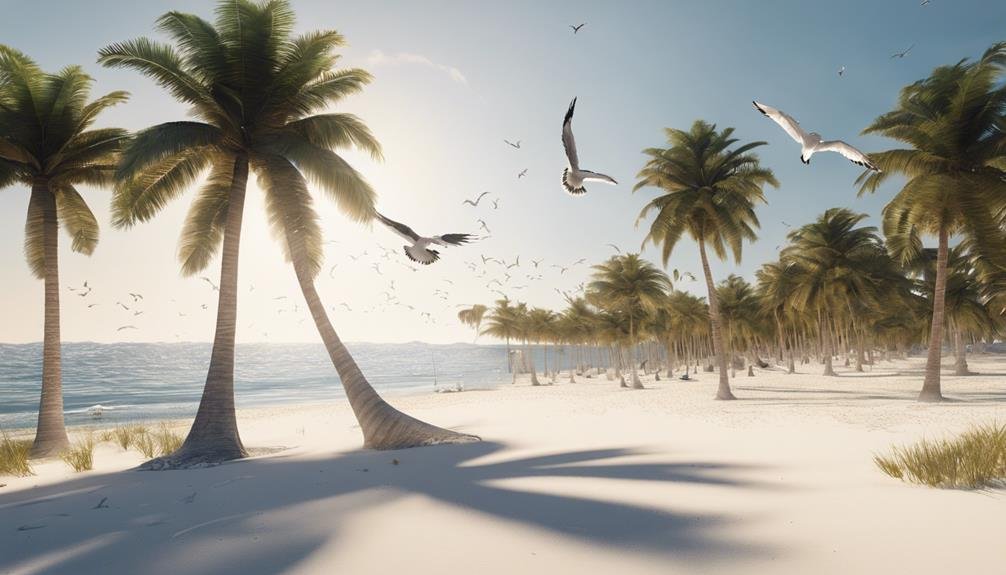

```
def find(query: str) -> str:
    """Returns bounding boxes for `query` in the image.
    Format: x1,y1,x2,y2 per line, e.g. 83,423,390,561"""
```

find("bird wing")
405,247,440,265
752,101,809,145
580,170,617,185
815,140,880,171
562,98,579,170
376,212,420,242
435,233,473,247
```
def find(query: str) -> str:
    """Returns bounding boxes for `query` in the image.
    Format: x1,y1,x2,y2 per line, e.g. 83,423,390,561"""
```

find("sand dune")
1,355,1004,574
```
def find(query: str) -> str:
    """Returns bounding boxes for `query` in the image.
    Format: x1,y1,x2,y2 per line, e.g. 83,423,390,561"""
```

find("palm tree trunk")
29,180,70,458
629,318,643,389
920,227,949,401
698,237,735,399
820,308,836,376
953,324,970,376
292,256,477,449
156,156,250,468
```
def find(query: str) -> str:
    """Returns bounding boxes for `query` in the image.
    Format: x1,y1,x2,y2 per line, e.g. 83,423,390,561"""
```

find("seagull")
838,66,846,77
517,168,528,179
572,258,586,265
552,265,569,274
371,263,383,275
116,325,138,332
462,191,490,207
375,212,473,265
490,198,500,210
87,303,99,309
531,259,542,268
504,139,521,149
891,44,914,59
920,0,930,5
128,292,143,302
606,244,622,253
505,256,520,269
133,310,143,316
570,23,586,34
782,220,791,227
752,101,880,171
116,301,130,311
340,303,352,311
561,98,617,195
477,219,491,234
201,304,208,310
329,264,338,278
200,277,219,291
481,255,500,265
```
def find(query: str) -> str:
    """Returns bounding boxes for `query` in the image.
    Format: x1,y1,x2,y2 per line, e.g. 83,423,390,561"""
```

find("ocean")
0,342,531,430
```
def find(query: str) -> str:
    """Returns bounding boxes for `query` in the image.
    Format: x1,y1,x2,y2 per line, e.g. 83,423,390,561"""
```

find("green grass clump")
134,432,157,458
153,424,183,456
60,435,96,472
0,429,33,477
110,424,148,451
875,423,1006,488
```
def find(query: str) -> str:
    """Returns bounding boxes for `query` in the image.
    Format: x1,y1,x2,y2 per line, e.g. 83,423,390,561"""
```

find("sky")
1,0,1004,344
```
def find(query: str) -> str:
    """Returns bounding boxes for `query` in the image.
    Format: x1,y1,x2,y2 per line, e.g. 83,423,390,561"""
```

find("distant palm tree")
715,274,762,375
101,0,473,465
756,261,800,373
0,46,128,457
483,298,520,382
858,42,1006,401
587,254,671,389
458,304,488,341
634,120,777,399
784,209,887,376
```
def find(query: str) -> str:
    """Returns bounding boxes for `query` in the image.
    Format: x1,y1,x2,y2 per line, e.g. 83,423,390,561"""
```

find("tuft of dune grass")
153,423,183,456
0,429,33,477
875,422,1006,489
110,424,148,451
60,435,96,473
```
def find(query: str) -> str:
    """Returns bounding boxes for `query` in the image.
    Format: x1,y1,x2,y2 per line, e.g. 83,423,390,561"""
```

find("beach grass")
875,422,1006,488
60,435,96,472
110,424,149,451
153,423,183,456
134,432,157,458
0,429,33,477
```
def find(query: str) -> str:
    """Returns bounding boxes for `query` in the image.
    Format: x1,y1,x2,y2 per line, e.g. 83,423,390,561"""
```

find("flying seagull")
116,325,138,332
129,292,143,302
376,212,473,265
606,243,622,253
490,198,500,210
462,191,490,207
752,101,880,171
477,219,491,234
891,44,914,59
570,23,586,34
200,277,219,291
561,98,617,195
838,66,846,77
504,139,521,149
517,168,528,179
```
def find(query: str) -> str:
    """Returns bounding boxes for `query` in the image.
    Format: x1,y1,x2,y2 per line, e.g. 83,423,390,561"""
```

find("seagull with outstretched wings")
561,98,617,195
375,212,473,265
752,101,879,171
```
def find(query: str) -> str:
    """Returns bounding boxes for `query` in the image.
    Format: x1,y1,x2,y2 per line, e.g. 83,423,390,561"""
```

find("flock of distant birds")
78,15,930,336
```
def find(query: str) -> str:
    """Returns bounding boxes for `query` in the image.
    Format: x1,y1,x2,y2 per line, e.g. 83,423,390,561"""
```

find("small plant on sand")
0,429,33,477
60,435,96,472
875,423,1006,488
134,432,157,459
153,424,183,456
110,424,148,451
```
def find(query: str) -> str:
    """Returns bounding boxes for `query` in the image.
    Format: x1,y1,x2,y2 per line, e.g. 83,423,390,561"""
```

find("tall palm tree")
587,254,670,389
857,42,1006,401
0,46,128,457
102,0,474,466
634,120,777,399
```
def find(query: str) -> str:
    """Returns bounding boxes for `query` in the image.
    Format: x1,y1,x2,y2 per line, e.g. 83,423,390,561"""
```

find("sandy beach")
1,355,1003,575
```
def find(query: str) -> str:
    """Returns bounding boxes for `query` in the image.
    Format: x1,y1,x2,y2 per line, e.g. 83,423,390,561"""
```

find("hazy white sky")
1,0,1004,344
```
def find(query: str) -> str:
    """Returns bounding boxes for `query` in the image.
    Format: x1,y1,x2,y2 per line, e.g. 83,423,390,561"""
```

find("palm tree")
784,209,888,376
0,46,128,457
634,120,777,399
101,0,474,466
756,260,801,373
482,298,520,382
857,42,1006,401
715,274,762,376
587,254,671,389
458,305,488,342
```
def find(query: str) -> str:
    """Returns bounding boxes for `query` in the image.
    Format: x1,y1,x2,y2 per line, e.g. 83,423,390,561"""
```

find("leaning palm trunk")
953,325,970,376
920,228,949,401
152,159,251,468
291,243,478,449
29,181,70,458
699,238,735,399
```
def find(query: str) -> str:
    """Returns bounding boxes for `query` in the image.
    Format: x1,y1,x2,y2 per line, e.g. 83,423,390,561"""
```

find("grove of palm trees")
3,2,1006,574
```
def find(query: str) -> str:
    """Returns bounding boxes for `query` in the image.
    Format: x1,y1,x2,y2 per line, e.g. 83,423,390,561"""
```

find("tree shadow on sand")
0,442,777,574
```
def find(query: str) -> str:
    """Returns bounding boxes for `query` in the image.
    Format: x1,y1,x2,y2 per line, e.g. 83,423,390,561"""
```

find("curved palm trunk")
953,325,970,376
293,259,477,449
29,181,69,458
153,158,250,468
920,227,948,402
698,238,735,399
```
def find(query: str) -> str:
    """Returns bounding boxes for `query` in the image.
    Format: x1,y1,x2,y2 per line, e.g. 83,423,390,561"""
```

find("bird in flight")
607,244,622,253
838,66,846,77
531,259,543,268
570,23,586,34
504,139,521,149
517,168,528,179
116,325,138,332
462,191,490,207
477,219,491,234
752,101,879,171
490,198,500,210
116,301,130,311
891,44,914,59
561,98,617,195
505,256,520,269
572,258,586,265
481,255,500,265
133,310,144,316
329,264,338,278
552,264,569,274
88,303,99,309
371,263,383,275
128,292,143,302
200,277,219,291
375,212,473,265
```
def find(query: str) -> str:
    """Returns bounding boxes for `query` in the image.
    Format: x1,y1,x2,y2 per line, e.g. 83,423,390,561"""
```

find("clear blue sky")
1,0,1004,343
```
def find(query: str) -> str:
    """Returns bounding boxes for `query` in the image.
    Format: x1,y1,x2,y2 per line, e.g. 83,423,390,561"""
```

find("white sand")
1,355,1005,575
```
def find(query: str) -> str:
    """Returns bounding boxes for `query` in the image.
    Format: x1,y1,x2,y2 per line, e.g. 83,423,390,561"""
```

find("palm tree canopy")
587,254,671,325
857,42,1006,267
0,46,129,277
634,120,778,265
99,0,382,277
